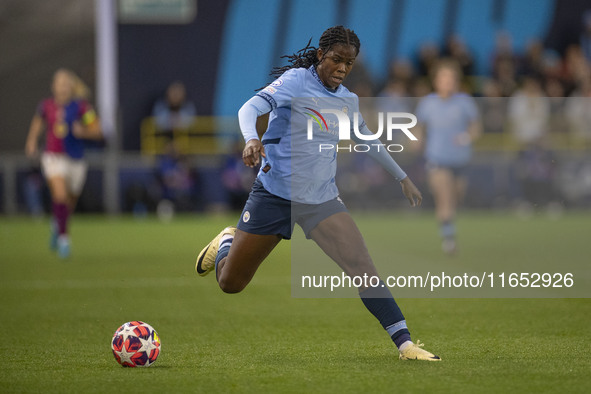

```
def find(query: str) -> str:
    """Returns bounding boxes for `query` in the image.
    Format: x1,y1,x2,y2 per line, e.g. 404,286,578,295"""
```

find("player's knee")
218,277,246,294
52,193,68,204
49,186,68,204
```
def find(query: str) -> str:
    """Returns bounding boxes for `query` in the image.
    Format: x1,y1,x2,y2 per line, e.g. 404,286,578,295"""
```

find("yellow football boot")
399,340,441,361
195,226,236,277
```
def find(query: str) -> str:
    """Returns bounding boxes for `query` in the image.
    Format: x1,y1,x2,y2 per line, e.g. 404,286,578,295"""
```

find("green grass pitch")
0,213,589,393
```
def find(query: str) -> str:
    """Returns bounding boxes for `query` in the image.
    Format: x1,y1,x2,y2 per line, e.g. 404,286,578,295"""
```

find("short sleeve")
256,68,301,111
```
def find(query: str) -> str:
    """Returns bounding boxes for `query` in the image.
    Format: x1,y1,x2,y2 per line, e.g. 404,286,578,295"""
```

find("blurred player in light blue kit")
194,26,440,361
415,60,482,254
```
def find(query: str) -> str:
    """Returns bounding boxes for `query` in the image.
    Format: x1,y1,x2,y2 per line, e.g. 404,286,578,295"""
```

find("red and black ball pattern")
111,321,161,367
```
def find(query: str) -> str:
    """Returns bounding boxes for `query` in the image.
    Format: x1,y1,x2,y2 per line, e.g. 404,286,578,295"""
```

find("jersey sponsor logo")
271,79,283,87
303,107,328,132
243,211,251,223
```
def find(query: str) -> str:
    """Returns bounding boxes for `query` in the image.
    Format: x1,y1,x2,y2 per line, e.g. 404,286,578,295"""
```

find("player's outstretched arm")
400,177,422,207
351,124,407,180
409,123,425,152
238,95,272,168
72,119,103,140
467,120,483,143
25,114,44,158
352,123,422,207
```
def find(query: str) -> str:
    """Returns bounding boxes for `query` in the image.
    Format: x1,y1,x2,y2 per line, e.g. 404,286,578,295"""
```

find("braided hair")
269,25,361,79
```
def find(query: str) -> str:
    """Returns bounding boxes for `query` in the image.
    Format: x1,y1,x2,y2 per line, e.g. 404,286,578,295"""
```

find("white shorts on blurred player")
41,152,88,196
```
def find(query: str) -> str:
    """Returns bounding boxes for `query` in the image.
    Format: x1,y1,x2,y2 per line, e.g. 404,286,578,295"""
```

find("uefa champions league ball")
111,321,161,367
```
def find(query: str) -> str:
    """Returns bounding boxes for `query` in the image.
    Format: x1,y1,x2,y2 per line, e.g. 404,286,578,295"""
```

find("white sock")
398,340,413,351
220,234,234,244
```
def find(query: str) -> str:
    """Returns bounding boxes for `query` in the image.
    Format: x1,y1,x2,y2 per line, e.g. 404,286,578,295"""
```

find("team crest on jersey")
243,211,251,223
271,79,283,87
55,122,67,139
342,106,348,114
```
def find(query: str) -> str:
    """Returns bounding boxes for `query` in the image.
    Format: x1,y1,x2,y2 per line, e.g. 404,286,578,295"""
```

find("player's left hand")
400,176,422,207
72,121,86,138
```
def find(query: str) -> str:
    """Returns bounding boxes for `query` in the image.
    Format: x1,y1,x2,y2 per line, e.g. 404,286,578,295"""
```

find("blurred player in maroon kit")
25,69,102,258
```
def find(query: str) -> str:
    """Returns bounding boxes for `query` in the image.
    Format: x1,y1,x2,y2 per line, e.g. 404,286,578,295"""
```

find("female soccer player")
414,60,481,255
25,69,102,258
196,26,440,361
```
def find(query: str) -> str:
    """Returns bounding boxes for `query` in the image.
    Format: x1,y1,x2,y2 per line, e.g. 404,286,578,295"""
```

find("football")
111,321,161,367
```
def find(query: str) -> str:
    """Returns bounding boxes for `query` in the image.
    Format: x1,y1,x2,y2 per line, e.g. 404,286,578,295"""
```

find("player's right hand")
242,139,266,168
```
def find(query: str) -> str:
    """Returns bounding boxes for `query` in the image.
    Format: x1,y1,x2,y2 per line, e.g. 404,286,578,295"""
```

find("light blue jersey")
255,66,363,204
415,93,479,167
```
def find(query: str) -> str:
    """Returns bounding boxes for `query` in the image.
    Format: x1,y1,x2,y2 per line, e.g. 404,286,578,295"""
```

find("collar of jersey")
308,66,339,94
